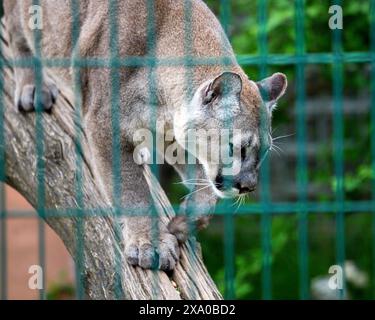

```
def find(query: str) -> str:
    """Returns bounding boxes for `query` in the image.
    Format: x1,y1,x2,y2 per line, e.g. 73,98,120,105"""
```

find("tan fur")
4,0,286,271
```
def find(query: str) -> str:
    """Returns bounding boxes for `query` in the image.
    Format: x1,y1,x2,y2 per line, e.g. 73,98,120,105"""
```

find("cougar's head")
174,71,287,198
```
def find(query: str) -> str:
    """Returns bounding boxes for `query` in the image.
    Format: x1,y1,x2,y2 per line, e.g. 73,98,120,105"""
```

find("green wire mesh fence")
0,0,375,300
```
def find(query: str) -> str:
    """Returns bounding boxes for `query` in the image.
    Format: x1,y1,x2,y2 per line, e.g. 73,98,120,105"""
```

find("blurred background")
0,0,374,299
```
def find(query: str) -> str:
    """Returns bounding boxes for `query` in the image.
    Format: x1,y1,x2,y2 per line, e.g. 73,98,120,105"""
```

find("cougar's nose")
234,174,257,194
234,183,255,194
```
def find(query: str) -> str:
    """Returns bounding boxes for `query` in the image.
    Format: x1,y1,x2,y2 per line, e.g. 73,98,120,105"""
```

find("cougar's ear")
203,72,242,105
256,73,287,111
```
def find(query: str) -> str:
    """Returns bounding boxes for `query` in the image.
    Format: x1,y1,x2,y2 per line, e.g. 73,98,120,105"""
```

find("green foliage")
334,164,373,196
46,272,75,300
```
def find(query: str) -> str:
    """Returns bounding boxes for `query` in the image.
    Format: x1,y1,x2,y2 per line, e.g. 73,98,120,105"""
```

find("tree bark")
0,21,222,300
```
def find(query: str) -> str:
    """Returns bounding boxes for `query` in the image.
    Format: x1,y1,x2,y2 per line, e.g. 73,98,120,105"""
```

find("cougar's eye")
241,147,246,160
241,141,251,160
203,90,217,105
229,143,234,157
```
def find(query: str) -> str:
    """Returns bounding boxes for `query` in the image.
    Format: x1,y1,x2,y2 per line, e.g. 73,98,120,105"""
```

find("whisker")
270,145,281,156
242,194,248,205
272,133,295,142
234,197,242,212
231,195,241,208
256,148,270,170
174,181,210,186
271,144,284,156
234,194,246,213
174,178,212,186
274,144,284,152
179,178,211,182
180,184,212,200
236,197,243,212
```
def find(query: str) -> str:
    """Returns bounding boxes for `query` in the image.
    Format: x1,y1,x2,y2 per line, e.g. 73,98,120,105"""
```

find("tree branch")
0,21,222,300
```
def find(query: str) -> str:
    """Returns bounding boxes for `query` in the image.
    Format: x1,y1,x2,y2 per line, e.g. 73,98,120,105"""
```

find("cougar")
4,0,287,271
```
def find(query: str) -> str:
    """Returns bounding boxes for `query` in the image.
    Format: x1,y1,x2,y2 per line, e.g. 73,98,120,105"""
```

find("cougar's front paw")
168,215,211,244
168,216,189,244
15,82,58,112
125,232,180,271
